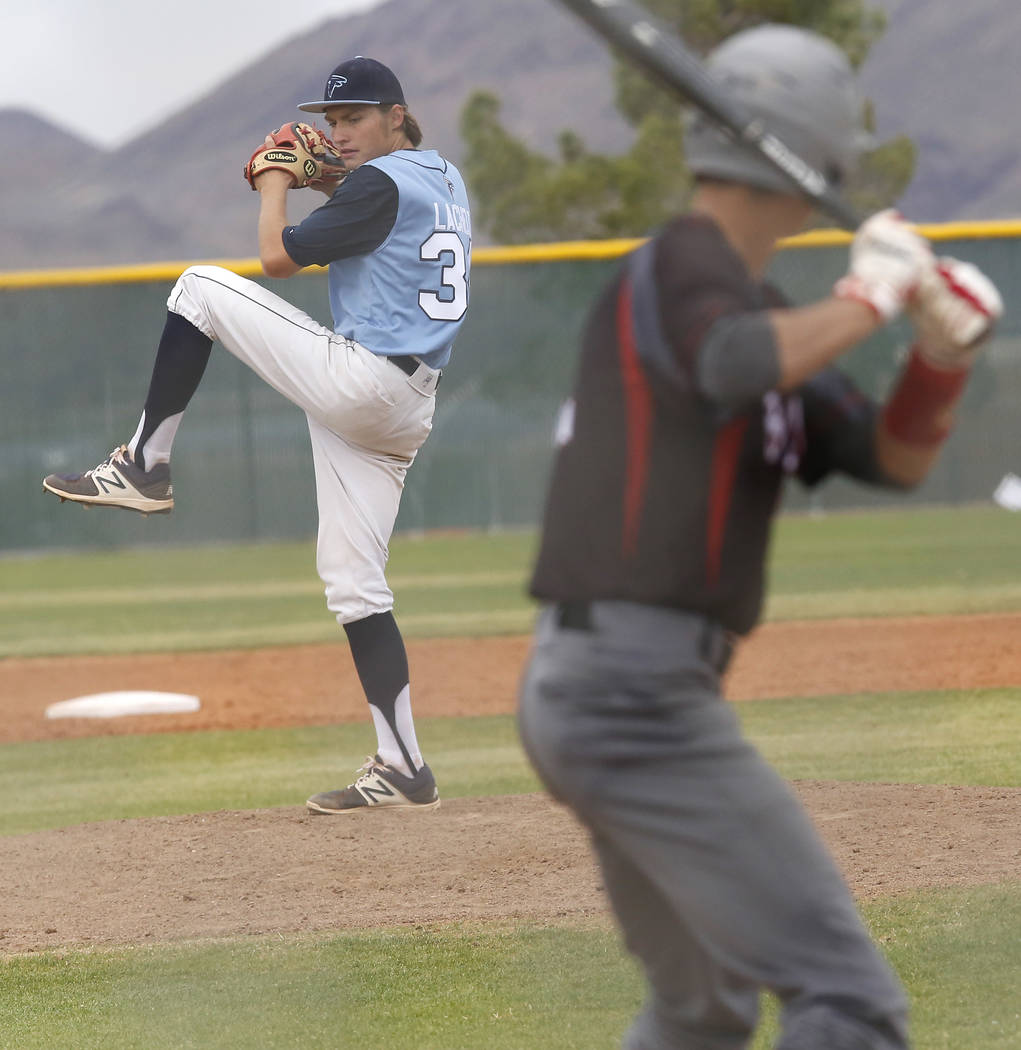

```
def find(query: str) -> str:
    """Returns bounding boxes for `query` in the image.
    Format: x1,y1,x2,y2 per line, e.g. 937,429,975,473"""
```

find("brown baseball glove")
243,122,346,190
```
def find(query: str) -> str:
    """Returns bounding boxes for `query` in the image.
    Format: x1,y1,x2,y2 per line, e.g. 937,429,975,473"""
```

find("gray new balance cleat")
306,755,441,814
43,445,174,515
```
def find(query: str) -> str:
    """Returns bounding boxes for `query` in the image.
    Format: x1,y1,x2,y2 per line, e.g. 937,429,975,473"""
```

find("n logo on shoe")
94,470,127,494
360,776,397,805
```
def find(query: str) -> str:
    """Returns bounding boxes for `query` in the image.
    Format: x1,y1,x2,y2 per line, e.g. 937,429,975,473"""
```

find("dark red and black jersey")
529,214,886,635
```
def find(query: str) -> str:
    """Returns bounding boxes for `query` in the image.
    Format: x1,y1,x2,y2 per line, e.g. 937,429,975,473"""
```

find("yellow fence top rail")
3,220,1021,289
0,258,266,290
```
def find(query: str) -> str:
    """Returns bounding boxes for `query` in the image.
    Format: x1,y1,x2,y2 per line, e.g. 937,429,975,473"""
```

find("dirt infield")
3,613,1021,955
5,612,1021,743
5,783,1021,956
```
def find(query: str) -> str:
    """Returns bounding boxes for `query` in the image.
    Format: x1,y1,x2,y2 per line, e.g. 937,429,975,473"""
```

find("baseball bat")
555,0,861,230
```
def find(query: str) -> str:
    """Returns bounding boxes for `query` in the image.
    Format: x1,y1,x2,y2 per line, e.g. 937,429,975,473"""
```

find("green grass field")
4,691,1020,837
2,504,1020,1048
3,505,1021,658
3,890,1018,1050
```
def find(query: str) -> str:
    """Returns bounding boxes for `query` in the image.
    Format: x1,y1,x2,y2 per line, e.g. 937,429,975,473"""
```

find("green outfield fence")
2,223,1020,553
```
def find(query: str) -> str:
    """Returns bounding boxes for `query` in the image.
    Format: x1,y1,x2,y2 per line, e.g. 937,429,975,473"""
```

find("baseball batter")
43,57,472,814
518,25,1001,1050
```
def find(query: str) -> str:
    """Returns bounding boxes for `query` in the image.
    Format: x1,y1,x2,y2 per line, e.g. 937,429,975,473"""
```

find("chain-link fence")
2,225,1018,552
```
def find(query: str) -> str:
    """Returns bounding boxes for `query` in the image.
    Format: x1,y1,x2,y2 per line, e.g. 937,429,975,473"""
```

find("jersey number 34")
419,232,469,322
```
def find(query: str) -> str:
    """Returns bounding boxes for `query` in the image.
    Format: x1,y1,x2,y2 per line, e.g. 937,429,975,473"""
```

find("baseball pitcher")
44,57,472,814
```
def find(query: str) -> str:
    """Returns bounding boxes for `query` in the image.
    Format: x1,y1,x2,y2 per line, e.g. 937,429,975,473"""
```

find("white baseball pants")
168,265,436,623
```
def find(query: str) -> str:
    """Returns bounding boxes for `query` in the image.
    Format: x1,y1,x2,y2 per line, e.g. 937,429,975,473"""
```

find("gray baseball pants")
518,600,909,1050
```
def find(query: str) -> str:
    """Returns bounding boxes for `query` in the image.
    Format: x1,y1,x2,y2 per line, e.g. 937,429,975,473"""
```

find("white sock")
128,411,184,470
368,685,423,776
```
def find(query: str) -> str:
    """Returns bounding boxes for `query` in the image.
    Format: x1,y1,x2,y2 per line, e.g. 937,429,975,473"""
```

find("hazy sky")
1,0,386,148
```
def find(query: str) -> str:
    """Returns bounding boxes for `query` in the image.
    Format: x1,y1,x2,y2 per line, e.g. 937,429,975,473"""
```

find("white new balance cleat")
306,755,441,814
43,445,174,515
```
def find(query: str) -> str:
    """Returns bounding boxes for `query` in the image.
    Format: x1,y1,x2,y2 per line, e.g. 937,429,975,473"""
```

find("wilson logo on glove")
244,122,346,190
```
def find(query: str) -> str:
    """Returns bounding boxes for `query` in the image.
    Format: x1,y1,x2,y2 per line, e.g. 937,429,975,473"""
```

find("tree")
460,0,914,243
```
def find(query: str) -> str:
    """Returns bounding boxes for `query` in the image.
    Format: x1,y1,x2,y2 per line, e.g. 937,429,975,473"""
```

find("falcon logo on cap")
326,75,348,98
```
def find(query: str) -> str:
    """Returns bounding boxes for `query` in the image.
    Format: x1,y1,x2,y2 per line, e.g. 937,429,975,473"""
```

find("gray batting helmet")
684,23,873,194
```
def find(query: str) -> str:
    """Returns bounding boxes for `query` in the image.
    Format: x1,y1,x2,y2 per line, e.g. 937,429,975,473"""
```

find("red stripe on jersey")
706,418,748,588
616,277,654,558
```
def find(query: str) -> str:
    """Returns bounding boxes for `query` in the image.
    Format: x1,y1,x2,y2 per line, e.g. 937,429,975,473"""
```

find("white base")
993,473,1021,511
45,691,201,719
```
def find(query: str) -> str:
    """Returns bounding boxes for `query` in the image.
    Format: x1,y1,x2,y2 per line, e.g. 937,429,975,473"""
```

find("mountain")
0,109,110,265
859,0,1021,222
0,0,631,270
1,0,1017,271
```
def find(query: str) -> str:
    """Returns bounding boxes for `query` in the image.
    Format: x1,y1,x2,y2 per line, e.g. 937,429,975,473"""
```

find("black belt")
389,354,442,389
389,354,421,376
554,600,735,675
556,599,594,631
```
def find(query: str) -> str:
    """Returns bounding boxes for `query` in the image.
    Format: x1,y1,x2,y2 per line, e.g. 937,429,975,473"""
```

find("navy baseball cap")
297,56,406,112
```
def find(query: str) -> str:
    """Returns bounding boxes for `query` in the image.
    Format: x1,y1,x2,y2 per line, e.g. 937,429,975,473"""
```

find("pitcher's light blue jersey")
291,150,467,371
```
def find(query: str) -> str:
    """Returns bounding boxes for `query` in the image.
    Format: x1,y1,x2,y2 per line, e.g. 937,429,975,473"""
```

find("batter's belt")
552,599,736,675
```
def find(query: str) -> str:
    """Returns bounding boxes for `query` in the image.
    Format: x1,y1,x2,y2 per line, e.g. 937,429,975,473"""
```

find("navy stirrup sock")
343,612,415,771
134,312,212,469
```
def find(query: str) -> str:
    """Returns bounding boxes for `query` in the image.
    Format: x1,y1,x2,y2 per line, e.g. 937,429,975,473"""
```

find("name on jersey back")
433,202,471,237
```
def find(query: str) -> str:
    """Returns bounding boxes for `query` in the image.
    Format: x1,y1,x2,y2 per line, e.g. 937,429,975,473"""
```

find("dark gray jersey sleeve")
639,219,784,409
695,313,782,410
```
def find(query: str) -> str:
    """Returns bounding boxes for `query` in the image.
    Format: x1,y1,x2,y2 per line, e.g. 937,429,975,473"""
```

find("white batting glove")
833,209,934,323
908,256,1003,368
